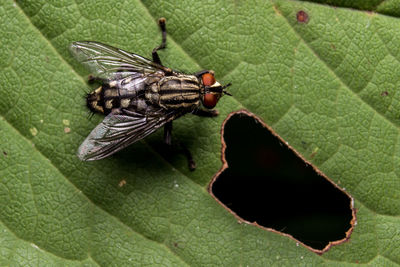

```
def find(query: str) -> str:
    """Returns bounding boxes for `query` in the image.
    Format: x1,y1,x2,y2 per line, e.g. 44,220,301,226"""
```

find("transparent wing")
77,109,179,161
69,41,165,80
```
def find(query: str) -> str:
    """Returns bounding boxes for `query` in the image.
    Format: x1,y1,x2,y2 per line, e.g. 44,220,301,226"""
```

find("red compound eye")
203,93,218,109
202,73,216,86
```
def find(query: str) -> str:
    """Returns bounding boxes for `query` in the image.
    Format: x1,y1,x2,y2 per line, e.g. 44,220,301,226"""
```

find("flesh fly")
70,18,231,170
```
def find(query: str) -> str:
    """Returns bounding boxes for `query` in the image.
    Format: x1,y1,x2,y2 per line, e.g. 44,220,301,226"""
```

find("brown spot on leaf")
209,109,356,254
296,10,309,23
3,151,7,156
381,91,389,96
118,179,127,187
310,147,319,159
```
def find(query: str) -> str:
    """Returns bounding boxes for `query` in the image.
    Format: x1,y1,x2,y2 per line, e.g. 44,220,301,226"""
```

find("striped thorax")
146,74,201,109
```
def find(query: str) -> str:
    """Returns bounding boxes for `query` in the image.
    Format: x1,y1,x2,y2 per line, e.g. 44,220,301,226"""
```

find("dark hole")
211,113,353,250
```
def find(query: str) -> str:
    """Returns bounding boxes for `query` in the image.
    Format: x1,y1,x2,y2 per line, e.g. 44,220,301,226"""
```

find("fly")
70,18,231,170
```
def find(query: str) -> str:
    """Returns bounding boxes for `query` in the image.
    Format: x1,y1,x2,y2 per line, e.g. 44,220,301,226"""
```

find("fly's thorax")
146,74,201,109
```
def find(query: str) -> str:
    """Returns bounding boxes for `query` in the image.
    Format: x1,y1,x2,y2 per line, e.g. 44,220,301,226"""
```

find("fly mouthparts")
222,83,232,89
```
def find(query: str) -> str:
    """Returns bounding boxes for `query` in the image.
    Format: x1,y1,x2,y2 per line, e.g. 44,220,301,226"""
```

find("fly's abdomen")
86,86,105,114
87,73,163,114
156,75,201,109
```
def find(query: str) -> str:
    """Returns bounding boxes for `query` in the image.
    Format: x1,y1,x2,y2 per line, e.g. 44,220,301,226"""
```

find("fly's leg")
192,108,219,117
155,17,195,170
163,121,196,171
152,17,167,65
88,75,106,84
164,121,173,146
181,144,196,171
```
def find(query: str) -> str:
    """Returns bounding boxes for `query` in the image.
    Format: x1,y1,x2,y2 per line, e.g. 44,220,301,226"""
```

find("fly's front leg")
152,17,167,65
193,70,212,78
163,121,196,171
192,108,219,117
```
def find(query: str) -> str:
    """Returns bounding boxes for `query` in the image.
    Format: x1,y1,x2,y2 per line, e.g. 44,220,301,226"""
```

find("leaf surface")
1,0,399,265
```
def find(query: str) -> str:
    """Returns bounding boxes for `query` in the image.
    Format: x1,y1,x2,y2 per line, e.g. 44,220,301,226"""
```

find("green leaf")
298,0,400,17
1,0,400,265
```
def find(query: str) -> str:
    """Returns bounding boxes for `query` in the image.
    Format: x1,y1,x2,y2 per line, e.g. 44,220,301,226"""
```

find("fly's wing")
77,109,179,161
69,41,166,81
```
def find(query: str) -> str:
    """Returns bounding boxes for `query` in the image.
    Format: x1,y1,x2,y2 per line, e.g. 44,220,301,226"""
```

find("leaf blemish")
296,10,309,23
118,179,127,187
209,110,356,254
310,147,319,158
30,127,38,136
3,151,7,156
381,91,389,96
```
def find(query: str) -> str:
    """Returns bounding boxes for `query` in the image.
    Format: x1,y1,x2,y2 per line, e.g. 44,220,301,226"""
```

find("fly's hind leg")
181,144,196,171
152,17,167,65
163,121,196,171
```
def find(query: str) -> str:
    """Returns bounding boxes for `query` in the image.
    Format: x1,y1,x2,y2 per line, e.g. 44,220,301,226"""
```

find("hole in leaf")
209,110,355,252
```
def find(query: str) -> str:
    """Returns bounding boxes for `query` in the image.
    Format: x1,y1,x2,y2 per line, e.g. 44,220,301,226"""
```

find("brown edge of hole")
208,109,357,255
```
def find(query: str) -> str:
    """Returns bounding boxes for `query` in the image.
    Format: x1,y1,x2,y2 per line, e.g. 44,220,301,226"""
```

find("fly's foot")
88,74,96,84
161,141,196,171
152,17,167,64
181,143,196,171
88,75,105,84
208,109,219,117
192,108,219,117
188,159,196,171
158,17,166,28
163,121,195,171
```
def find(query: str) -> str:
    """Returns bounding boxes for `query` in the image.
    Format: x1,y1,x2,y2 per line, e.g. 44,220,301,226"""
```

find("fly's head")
199,71,231,109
